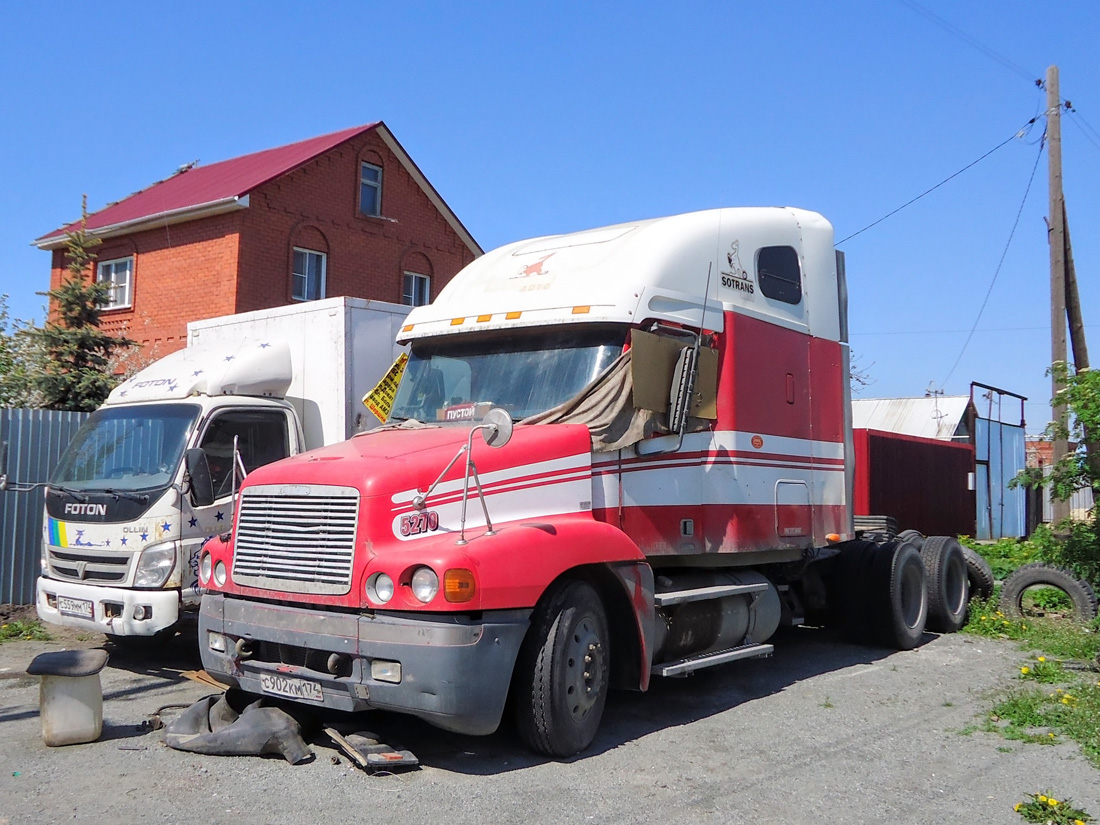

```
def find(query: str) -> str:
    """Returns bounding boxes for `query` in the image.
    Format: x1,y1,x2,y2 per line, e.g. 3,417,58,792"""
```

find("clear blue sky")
2,1,1098,432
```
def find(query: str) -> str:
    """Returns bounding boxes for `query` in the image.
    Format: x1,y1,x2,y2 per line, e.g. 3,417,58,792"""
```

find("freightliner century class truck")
29,297,409,644
197,208,970,756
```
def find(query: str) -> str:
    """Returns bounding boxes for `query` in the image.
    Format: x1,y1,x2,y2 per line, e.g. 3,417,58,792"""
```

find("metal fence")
1,408,89,604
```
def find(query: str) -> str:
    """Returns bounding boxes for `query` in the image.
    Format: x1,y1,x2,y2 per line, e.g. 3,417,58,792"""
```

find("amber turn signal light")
444,569,476,603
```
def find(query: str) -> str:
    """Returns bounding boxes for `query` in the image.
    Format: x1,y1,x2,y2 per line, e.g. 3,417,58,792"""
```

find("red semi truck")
196,207,968,756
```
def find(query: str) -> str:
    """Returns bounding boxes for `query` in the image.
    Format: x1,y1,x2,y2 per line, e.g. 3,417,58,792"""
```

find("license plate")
57,596,93,620
259,672,324,703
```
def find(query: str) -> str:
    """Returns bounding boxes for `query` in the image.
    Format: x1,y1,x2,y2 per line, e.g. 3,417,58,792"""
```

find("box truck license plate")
259,672,324,703
57,596,93,620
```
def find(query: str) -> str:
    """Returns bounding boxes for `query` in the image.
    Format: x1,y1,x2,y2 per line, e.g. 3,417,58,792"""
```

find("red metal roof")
36,123,379,244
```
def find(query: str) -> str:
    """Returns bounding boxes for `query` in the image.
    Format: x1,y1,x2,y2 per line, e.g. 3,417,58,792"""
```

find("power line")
836,119,1037,245
896,0,1038,83
938,135,1046,388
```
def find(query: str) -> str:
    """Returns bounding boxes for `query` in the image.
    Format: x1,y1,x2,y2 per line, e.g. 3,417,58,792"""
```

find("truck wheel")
921,536,968,633
896,529,925,551
961,546,995,600
513,579,609,758
999,563,1099,623
874,541,928,650
836,540,879,643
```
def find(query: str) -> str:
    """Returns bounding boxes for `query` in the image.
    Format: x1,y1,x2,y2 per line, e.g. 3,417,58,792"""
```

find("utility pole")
1047,64,1070,524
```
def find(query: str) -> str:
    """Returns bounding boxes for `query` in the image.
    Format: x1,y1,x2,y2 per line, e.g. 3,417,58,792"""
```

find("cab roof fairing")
396,207,839,344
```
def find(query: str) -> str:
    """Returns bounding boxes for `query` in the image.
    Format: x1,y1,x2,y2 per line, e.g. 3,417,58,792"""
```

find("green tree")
0,295,46,408
1016,361,1100,583
34,201,134,411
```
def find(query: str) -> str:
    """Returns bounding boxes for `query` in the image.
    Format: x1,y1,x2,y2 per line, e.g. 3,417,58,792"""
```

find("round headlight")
199,552,212,585
367,573,394,604
213,560,227,587
411,567,439,603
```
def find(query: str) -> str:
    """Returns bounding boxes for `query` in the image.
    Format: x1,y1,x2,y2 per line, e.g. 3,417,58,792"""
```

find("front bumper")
199,594,531,736
36,577,181,636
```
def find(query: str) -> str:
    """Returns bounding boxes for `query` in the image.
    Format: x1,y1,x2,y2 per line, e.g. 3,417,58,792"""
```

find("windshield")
389,327,626,423
50,403,201,491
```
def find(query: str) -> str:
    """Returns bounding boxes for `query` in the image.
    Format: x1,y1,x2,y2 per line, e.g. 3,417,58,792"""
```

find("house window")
756,246,802,305
292,248,327,301
402,272,430,306
96,257,133,309
360,162,382,217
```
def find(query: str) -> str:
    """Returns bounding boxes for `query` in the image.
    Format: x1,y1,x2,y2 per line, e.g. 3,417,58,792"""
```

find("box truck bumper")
199,593,531,736
36,577,180,637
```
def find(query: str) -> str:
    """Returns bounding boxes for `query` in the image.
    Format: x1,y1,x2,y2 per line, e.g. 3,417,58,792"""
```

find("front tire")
513,579,609,757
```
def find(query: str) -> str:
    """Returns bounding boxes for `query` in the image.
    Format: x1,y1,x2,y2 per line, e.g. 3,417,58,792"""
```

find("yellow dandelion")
1014,803,1022,811
1021,666,1030,674
981,615,988,621
1002,620,1010,625
1039,795,1048,803
1056,688,1065,694
1050,799,1060,806
1049,733,1056,739
1038,656,1046,662
1076,819,1085,825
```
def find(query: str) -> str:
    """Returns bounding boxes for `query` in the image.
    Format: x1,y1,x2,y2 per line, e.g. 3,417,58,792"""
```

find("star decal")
161,521,172,533
188,517,198,528
215,511,225,522
224,355,235,363
259,342,271,349
105,539,111,547
120,537,128,546
192,369,204,377
140,531,149,542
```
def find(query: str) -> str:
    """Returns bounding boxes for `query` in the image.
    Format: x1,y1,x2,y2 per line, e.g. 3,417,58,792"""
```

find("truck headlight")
199,552,212,585
134,542,177,588
366,573,394,605
411,567,439,603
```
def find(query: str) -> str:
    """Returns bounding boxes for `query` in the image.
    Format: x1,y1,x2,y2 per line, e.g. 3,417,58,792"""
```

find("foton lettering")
64,503,108,516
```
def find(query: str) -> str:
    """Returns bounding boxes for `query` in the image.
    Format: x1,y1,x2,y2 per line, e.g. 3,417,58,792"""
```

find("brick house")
34,122,481,359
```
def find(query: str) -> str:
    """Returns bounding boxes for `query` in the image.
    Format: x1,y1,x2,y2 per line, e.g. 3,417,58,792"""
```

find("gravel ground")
1,623,1098,825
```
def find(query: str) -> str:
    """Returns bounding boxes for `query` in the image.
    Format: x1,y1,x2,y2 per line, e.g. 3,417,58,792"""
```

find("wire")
896,0,1037,83
938,136,1046,388
852,326,1051,337
1066,110,1100,154
837,119,1036,245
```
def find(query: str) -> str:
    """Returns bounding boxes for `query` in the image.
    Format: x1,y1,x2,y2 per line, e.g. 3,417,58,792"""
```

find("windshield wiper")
102,488,151,503
51,486,89,502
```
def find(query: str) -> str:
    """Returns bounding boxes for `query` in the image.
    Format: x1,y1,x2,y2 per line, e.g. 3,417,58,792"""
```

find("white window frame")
402,271,430,307
96,257,133,309
360,161,382,217
292,248,327,302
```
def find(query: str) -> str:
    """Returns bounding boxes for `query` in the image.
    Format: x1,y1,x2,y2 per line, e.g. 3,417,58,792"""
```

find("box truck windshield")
50,403,200,493
388,327,624,423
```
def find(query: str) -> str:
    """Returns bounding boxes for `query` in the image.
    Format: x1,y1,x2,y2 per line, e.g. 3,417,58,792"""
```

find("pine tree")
34,197,134,411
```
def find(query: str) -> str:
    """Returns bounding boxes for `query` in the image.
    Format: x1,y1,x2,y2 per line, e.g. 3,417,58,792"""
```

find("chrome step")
652,643,774,677
653,582,768,607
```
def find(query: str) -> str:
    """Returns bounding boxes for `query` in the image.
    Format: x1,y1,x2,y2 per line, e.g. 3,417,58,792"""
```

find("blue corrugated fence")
1,408,89,604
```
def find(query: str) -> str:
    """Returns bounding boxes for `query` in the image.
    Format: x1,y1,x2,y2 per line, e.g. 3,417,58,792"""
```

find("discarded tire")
961,546,995,601
920,536,968,633
999,563,1099,623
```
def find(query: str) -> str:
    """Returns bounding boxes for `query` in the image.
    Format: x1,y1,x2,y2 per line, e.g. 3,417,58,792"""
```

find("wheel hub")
565,616,603,721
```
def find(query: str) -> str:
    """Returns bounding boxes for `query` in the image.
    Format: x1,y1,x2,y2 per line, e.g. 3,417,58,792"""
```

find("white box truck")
33,297,409,643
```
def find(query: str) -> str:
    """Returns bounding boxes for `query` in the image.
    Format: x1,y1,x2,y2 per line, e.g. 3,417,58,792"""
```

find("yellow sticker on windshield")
363,353,409,422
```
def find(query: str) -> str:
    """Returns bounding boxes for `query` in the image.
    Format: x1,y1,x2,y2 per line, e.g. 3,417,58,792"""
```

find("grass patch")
963,596,1100,768
1014,791,1094,824
0,619,51,643
961,535,1044,581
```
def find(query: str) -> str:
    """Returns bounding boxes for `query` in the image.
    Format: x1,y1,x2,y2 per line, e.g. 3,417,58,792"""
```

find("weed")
0,619,51,643
1014,791,1092,824
821,696,834,709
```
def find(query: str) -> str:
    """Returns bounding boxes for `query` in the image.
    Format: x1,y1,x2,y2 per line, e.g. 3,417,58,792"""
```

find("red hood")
243,422,594,498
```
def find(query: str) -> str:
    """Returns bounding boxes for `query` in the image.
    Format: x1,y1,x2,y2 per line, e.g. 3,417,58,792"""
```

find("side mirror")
185,448,215,507
480,408,513,448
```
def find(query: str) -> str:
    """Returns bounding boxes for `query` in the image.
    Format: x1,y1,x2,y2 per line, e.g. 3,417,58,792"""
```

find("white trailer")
34,297,409,642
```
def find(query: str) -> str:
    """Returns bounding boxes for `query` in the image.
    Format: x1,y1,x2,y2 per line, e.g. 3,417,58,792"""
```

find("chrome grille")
48,547,130,583
232,485,360,595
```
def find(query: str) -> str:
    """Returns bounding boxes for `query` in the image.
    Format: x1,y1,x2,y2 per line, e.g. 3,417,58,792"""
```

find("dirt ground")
3,619,1100,825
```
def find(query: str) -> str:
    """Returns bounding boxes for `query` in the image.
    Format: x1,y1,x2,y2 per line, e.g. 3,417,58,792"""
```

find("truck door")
180,409,293,606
